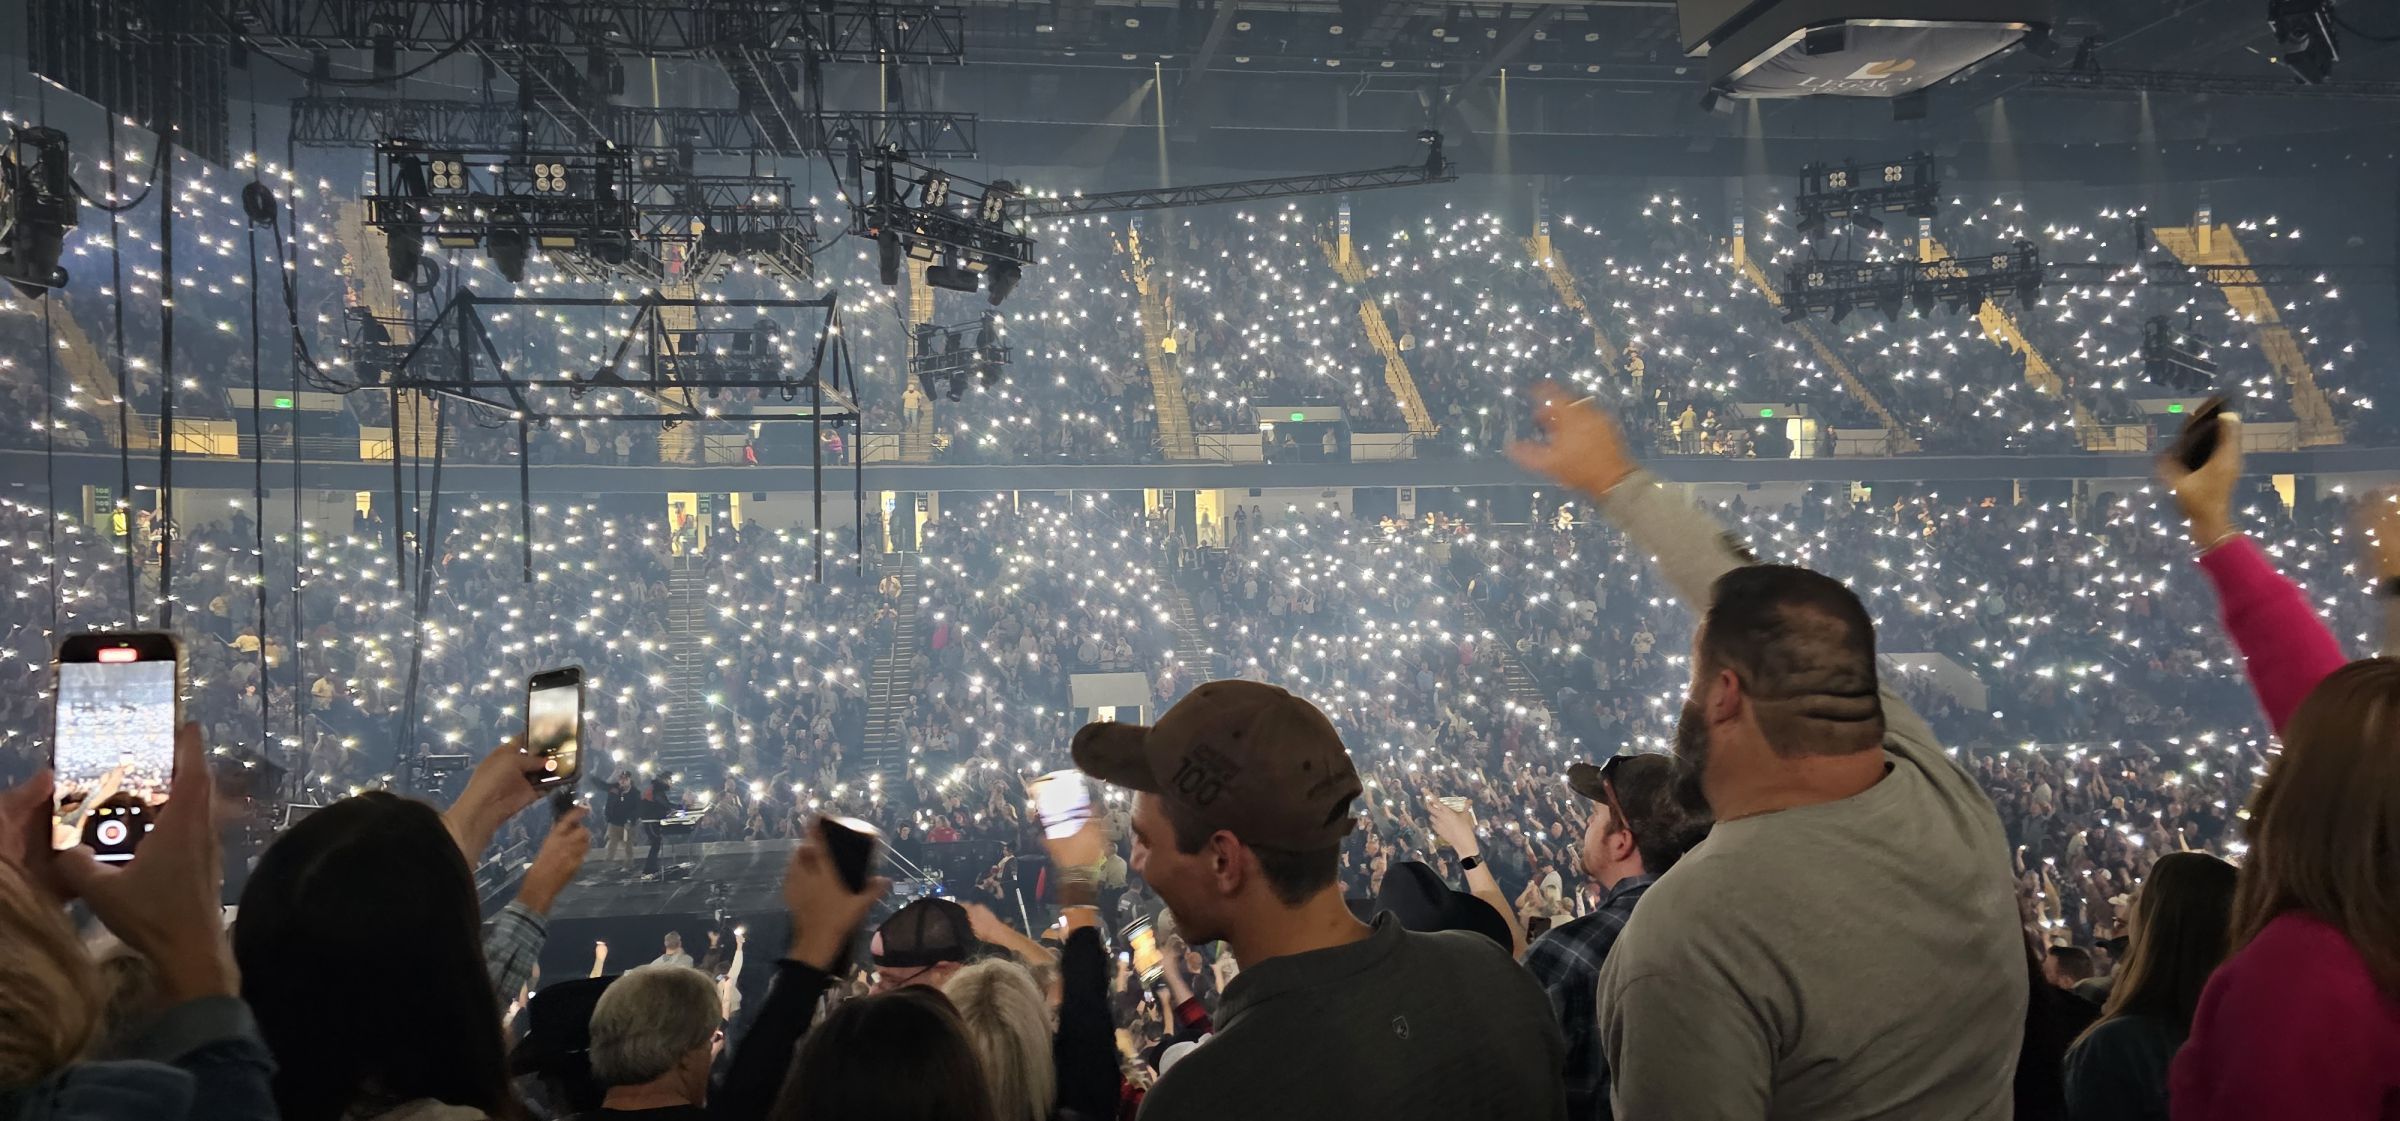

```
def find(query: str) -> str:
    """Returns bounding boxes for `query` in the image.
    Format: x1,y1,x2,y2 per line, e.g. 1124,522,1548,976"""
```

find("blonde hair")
0,861,102,1090
2234,658,2400,999
944,960,1056,1121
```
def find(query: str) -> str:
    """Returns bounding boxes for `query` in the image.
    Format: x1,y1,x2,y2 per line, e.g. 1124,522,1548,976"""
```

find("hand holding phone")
51,633,181,863
526,667,585,790
818,815,883,895
1028,770,1096,840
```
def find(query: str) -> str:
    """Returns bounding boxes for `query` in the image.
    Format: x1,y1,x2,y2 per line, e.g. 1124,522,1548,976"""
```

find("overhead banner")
1717,22,2032,98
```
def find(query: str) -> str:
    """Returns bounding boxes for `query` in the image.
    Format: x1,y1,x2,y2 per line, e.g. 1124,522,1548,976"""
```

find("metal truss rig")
100,0,965,65
2021,67,2400,101
1012,157,1457,221
382,290,855,423
290,97,976,159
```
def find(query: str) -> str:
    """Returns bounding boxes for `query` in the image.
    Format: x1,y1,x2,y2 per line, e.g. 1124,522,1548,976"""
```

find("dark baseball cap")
508,975,617,1078
1071,680,1362,851
1569,754,1712,862
872,897,975,969
1376,860,1512,953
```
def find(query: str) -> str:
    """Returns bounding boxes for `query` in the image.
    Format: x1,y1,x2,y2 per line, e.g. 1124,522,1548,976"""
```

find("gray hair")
944,959,1056,1121
589,964,720,1087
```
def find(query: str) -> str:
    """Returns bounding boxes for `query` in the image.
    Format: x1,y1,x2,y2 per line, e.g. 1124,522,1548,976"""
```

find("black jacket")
605,785,640,827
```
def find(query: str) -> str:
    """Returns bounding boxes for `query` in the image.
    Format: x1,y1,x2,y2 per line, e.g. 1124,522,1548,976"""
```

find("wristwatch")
1459,853,1483,872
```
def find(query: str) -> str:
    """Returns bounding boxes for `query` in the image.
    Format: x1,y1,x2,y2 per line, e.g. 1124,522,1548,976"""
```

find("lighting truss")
1794,152,1939,238
379,290,851,423
907,314,1009,401
2020,65,2400,99
555,172,819,287
95,0,966,65
0,124,77,297
856,152,1034,302
366,140,639,278
1011,130,1456,220
290,98,977,159
2142,314,2218,392
1781,241,2043,323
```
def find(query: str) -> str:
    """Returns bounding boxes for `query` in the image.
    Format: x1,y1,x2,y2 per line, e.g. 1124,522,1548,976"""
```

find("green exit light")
272,396,294,409
1289,411,1306,422
2167,403,2185,414
1758,407,1775,418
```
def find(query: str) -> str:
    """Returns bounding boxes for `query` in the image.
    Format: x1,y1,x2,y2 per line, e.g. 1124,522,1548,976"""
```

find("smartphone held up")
1028,770,1098,840
51,633,182,863
526,666,584,789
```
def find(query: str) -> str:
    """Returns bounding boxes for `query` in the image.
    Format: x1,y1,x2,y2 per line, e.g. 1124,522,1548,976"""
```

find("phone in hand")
52,633,181,863
2171,396,2231,472
1124,915,1165,986
1028,770,1096,841
526,667,584,789
820,815,883,894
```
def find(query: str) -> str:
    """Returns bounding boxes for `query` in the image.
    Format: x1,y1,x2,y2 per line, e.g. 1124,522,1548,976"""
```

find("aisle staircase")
1524,234,1623,378
857,554,921,782
2150,223,2343,446
654,284,703,464
1920,237,2111,451
1125,230,1200,460
1454,589,1557,733
899,261,939,461
1320,239,1438,438
336,201,409,326
1729,236,1920,453
1165,582,1217,690
656,557,716,783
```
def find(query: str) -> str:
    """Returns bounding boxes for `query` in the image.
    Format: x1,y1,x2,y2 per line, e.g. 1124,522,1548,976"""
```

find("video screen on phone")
1127,919,1164,985
528,682,580,785
53,658,177,860
1031,770,1094,840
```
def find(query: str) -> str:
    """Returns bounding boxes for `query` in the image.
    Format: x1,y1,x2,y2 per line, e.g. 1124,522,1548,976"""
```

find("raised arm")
2355,487,2400,659
713,822,889,1121
2158,414,2348,734
1424,796,1529,958
1510,383,1952,772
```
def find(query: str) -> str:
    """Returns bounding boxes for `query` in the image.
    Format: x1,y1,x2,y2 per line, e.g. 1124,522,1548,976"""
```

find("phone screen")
1126,918,1164,986
527,671,582,788
53,646,178,862
1030,770,1094,840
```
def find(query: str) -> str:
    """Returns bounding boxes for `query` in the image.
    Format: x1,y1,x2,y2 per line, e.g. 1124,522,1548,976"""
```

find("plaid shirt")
1520,874,1655,1121
483,901,548,1002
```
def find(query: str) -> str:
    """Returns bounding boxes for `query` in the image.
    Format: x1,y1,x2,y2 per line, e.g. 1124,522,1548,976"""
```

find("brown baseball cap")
1567,754,1713,871
1071,680,1362,850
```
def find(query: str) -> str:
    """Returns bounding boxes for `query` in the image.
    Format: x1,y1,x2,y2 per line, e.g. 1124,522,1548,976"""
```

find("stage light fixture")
926,261,980,293
920,173,951,208
987,259,1021,306
430,155,465,192
979,180,1014,224
486,222,530,283
0,125,76,298
533,162,568,195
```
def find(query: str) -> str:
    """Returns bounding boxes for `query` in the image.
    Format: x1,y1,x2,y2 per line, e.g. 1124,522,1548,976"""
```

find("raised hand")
52,724,236,1001
783,818,892,971
1508,380,1640,499
443,736,550,860
2156,411,2243,548
518,805,592,914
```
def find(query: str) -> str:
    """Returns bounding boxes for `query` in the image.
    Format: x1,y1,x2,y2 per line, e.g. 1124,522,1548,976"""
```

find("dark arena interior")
3,0,2399,1118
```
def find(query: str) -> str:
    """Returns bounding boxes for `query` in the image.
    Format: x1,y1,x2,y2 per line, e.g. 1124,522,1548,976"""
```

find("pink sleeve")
2171,930,2400,1121
2194,536,2348,734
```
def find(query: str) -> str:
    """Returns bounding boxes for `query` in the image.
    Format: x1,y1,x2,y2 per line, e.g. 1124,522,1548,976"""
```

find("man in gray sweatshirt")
1511,385,2025,1121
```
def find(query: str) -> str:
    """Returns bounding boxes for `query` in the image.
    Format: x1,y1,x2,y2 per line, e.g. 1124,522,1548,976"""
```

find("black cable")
156,130,176,630
68,129,170,214
245,80,273,761
284,128,306,772
41,298,59,635
103,110,137,625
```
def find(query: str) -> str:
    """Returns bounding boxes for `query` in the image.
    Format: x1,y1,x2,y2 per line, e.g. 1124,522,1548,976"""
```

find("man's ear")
1208,830,1246,893
1707,668,1745,726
